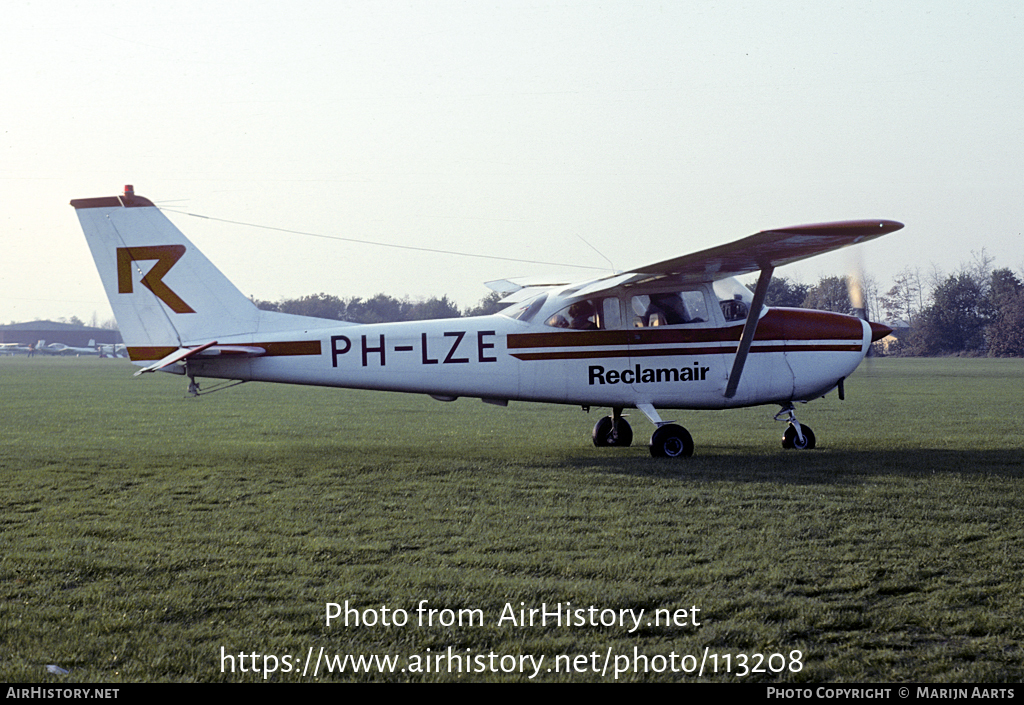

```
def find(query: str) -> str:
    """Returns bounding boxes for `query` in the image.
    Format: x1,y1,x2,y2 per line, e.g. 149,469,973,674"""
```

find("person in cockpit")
568,300,598,330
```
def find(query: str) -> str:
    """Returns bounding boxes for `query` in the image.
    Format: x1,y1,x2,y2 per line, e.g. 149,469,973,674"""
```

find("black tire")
592,416,633,447
649,424,694,458
782,424,816,450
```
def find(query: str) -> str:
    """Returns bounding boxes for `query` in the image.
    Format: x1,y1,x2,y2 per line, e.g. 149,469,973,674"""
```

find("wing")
600,218,903,400
623,220,904,284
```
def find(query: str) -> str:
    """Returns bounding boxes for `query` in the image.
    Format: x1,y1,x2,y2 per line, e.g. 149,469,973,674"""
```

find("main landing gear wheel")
782,424,816,450
649,424,694,458
592,416,633,447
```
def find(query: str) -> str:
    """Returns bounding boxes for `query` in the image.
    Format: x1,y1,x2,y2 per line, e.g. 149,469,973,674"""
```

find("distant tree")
985,269,1024,356
967,248,996,294
406,296,461,321
748,277,812,308
252,292,462,323
989,268,1022,308
345,294,408,324
277,293,348,320
465,291,506,317
987,289,1024,357
879,267,923,325
911,272,992,355
252,296,280,312
801,276,852,315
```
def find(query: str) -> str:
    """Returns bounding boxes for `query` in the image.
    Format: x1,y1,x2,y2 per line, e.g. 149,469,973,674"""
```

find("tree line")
252,255,1024,358
251,291,504,324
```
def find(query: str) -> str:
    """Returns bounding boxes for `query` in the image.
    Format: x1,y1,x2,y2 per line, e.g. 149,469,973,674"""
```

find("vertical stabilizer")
72,187,261,354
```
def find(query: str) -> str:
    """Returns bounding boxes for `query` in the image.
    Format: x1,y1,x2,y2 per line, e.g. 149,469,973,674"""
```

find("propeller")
842,250,891,404
848,256,867,323
846,252,893,351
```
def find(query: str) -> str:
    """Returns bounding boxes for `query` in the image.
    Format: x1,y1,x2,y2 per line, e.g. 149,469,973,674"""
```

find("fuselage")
166,302,875,412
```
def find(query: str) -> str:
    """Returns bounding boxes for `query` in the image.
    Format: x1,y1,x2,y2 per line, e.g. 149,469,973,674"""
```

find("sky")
3,0,1023,326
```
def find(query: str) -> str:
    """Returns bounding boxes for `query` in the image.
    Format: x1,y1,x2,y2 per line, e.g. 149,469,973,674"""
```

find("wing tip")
770,219,904,237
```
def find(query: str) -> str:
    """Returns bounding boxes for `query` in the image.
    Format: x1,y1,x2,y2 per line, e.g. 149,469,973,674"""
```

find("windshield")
498,293,547,323
713,277,757,322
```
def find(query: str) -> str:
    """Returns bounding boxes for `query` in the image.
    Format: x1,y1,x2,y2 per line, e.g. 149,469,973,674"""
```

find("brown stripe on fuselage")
128,346,179,362
509,309,862,348
257,341,322,356
127,340,322,362
510,343,861,362
506,309,864,361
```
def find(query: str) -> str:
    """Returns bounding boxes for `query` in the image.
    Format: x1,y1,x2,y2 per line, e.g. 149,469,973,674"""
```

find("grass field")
2,356,1022,682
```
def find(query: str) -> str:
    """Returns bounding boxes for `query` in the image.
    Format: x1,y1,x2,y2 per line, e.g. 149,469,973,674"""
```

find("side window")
631,291,710,327
545,297,621,330
601,297,622,330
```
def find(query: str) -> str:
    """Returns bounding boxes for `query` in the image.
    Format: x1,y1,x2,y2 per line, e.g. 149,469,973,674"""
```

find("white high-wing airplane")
36,340,100,356
72,186,901,457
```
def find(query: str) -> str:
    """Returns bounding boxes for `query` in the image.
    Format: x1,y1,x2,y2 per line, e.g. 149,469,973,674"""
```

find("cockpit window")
631,290,709,327
499,293,547,322
545,297,621,330
713,277,755,322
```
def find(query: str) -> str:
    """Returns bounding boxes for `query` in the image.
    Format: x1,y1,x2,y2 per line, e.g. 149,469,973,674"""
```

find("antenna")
575,234,616,273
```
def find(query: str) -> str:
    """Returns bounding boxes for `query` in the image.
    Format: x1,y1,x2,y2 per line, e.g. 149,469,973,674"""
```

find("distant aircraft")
96,343,127,358
35,340,99,356
73,186,901,457
0,343,33,355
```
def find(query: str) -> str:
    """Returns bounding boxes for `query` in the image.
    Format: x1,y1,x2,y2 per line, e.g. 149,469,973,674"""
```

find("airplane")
96,343,128,358
72,186,901,457
40,340,100,356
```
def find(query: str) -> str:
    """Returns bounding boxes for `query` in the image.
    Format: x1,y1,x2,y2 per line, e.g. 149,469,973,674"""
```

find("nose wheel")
776,405,816,450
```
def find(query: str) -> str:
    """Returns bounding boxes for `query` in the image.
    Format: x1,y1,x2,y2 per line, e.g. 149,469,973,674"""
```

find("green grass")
1,356,1022,681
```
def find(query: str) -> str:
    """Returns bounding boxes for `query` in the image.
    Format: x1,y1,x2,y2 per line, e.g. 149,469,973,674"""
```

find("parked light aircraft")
72,186,901,457
0,342,37,355
36,340,100,356
96,343,128,358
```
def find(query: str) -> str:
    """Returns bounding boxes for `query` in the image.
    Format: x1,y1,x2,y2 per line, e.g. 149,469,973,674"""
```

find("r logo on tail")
116,245,196,314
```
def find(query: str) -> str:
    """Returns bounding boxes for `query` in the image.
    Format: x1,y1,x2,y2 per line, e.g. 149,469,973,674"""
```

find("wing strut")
724,266,775,399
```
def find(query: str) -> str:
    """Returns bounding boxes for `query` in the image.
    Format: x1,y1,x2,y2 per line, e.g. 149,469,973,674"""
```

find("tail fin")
72,186,261,355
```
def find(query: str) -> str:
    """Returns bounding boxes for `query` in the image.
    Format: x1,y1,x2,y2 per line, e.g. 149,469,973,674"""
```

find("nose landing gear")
776,404,816,450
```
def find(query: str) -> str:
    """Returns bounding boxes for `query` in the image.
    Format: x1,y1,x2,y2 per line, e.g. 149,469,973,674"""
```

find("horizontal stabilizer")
133,341,266,376
486,277,573,297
